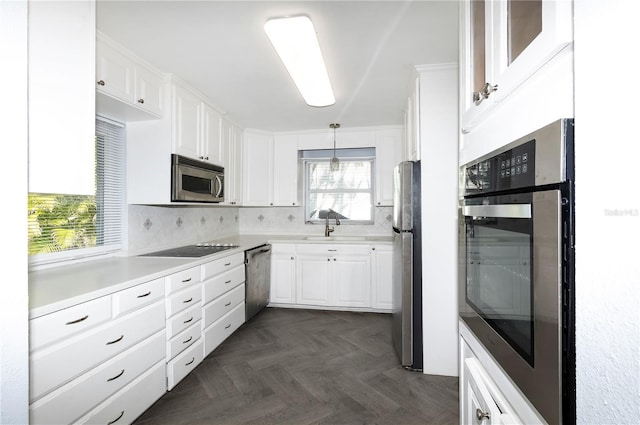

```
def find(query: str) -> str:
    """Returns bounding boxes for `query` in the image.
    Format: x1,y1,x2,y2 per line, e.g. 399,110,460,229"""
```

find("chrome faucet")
325,209,341,237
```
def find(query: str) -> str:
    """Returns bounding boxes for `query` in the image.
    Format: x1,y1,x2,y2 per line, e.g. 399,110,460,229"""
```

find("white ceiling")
97,1,459,132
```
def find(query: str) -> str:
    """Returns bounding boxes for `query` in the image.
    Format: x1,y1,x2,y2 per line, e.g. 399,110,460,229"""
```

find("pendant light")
330,123,340,172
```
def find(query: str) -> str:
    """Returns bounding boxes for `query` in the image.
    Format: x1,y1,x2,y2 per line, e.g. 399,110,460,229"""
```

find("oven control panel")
463,139,536,196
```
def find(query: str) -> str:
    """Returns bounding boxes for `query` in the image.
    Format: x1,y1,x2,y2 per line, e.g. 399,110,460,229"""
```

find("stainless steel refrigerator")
392,160,423,371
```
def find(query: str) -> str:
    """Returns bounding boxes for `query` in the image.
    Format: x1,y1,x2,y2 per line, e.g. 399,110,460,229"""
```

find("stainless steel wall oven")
459,119,575,425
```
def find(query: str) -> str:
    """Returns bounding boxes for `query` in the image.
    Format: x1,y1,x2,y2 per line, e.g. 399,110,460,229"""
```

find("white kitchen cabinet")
296,244,371,308
96,32,164,121
296,254,332,306
371,245,393,310
28,0,95,196
164,265,202,390
243,130,273,206
221,118,244,205
29,280,167,425
243,130,299,206
273,134,300,206
374,129,401,206
201,252,246,359
460,0,572,132
404,77,421,161
270,244,297,305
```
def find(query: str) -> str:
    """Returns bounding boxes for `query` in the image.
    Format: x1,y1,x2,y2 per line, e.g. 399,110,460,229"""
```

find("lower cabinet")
270,242,391,312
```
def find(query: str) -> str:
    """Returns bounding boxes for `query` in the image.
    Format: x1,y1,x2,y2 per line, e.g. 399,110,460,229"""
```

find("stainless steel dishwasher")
245,244,272,321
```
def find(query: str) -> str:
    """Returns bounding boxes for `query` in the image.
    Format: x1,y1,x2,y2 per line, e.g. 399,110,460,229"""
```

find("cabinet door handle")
186,357,195,366
225,280,231,284
136,291,151,298
183,336,193,344
184,317,194,324
137,98,145,104
107,410,124,425
106,335,124,345
224,302,231,307
183,297,193,304
97,80,105,86
475,408,490,422
65,315,88,325
472,82,498,104
224,262,231,266
106,369,125,382
224,324,231,329
182,277,192,283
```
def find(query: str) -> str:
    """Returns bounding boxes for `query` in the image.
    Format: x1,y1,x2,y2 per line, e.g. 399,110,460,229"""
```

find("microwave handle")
462,204,531,219
214,175,223,198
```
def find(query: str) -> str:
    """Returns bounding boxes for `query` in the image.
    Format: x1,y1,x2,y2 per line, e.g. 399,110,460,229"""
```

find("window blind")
28,117,125,262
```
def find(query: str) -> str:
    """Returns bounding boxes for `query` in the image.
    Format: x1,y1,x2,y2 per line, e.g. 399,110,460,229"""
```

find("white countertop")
29,234,392,319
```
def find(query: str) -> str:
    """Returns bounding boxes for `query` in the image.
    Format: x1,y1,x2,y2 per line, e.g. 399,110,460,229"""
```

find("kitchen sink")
304,236,368,241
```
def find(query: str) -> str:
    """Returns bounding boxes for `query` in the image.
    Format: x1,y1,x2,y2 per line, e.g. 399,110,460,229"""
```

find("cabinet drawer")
271,243,296,254
167,339,203,390
165,265,201,295
75,360,166,425
166,321,201,361
30,330,165,425
30,296,112,351
112,278,164,318
166,304,201,339
165,284,201,318
296,243,371,255
202,265,245,305
202,283,245,329
203,252,244,280
30,301,165,402
203,302,245,358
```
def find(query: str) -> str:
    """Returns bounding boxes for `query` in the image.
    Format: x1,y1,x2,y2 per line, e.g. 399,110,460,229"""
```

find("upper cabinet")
374,129,401,206
172,82,223,166
221,119,243,206
242,131,299,207
460,0,572,133
96,33,164,121
28,0,96,196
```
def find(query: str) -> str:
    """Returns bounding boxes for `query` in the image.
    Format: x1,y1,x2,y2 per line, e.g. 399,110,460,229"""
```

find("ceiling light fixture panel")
264,15,335,107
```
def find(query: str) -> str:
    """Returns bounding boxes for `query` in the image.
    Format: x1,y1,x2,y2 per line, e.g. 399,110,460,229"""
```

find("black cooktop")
140,243,239,258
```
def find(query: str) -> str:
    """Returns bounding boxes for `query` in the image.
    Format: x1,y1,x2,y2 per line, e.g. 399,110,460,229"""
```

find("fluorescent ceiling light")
264,16,335,107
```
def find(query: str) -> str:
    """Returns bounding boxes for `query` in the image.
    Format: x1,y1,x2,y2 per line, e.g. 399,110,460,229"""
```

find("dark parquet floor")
133,308,459,425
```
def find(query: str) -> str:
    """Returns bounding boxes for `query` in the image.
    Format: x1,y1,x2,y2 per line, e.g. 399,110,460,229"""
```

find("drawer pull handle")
328,249,338,252
224,262,231,266
225,280,231,284
183,336,193,344
186,357,195,366
224,302,231,307
106,335,124,345
224,324,231,329
181,277,192,283
107,369,125,382
183,297,193,304
107,410,124,425
184,317,193,324
66,315,88,325
136,291,151,298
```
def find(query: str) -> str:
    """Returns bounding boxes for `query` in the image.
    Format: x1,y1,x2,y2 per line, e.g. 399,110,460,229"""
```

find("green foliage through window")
28,193,97,255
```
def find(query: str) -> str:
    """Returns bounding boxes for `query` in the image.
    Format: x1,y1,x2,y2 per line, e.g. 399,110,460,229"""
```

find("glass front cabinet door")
460,0,572,133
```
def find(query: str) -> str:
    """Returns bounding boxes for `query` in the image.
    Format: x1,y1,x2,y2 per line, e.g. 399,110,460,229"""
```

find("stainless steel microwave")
171,154,224,203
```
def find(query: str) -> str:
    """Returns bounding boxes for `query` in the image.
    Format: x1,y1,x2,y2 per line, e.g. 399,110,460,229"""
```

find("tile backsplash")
128,205,393,253
239,206,394,236
127,205,239,253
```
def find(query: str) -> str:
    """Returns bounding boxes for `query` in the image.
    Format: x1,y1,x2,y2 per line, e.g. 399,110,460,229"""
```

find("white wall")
0,0,29,422
574,1,640,423
417,63,460,377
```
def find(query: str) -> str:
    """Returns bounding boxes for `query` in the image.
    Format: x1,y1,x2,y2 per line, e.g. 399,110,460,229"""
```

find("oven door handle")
462,204,531,219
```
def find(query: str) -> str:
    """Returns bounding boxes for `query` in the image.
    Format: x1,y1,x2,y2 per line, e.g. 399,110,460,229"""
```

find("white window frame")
303,150,376,225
